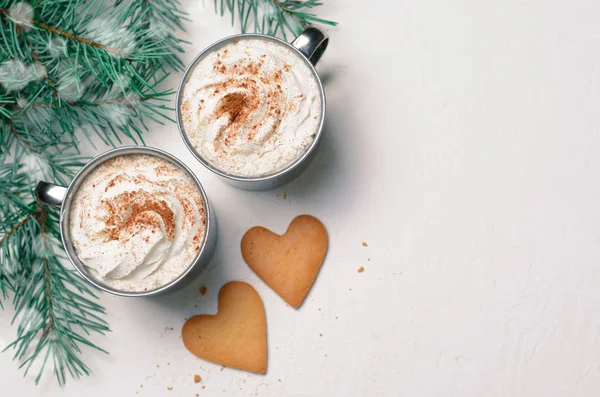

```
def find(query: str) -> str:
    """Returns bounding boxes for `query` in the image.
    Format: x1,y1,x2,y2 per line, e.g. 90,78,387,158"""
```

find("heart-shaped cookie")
241,215,328,308
182,281,267,374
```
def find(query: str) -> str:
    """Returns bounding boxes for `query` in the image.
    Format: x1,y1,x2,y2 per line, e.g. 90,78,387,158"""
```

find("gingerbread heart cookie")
182,281,267,374
241,215,328,308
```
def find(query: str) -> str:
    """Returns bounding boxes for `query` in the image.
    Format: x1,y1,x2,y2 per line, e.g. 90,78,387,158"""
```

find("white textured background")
3,0,600,396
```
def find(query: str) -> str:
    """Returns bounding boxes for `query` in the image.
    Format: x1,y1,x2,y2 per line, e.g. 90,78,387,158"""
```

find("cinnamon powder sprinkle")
216,92,248,125
103,192,175,241
155,165,177,176
81,155,206,258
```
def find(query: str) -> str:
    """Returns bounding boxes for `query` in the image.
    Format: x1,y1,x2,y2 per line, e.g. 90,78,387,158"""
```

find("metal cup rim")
175,33,326,183
58,145,213,297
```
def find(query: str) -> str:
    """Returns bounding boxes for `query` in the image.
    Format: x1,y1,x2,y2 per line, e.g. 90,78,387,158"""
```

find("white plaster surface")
2,1,600,396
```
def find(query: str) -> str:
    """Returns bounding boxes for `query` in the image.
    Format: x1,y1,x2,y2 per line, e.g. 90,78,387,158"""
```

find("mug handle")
291,27,328,66
35,181,67,208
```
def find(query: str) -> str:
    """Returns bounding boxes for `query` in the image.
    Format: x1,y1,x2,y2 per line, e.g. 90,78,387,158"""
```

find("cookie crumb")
335,316,339,319
200,286,207,295
358,266,364,273
221,366,225,371
194,374,201,383
319,333,323,337
167,362,171,365
278,378,281,382
140,385,143,388
362,242,368,247
167,386,173,391
203,386,206,389
156,364,159,368
282,192,287,200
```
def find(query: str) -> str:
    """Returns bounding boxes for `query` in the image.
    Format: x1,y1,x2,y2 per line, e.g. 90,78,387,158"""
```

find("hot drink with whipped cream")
69,154,206,292
179,38,322,177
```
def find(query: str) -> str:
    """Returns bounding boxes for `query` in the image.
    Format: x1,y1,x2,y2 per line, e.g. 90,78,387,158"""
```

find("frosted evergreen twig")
0,0,186,385
213,0,338,40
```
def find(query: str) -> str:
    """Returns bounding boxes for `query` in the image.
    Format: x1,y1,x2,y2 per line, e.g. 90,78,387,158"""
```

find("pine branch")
0,1,175,59
121,0,190,75
0,0,183,149
3,205,109,386
0,0,186,385
0,92,13,119
0,7,127,61
5,117,32,151
0,154,103,385
214,0,338,40
33,21,124,56
30,49,58,99
0,213,33,247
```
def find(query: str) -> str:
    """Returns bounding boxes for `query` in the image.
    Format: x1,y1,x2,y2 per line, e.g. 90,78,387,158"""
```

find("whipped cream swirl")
180,38,322,177
69,155,206,292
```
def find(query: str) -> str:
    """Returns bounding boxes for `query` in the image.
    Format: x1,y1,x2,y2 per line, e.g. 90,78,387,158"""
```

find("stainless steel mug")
35,146,217,297
176,27,328,191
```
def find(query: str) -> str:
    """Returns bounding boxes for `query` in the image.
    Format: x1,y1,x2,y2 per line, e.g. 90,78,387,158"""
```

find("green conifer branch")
0,0,186,385
214,0,338,40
